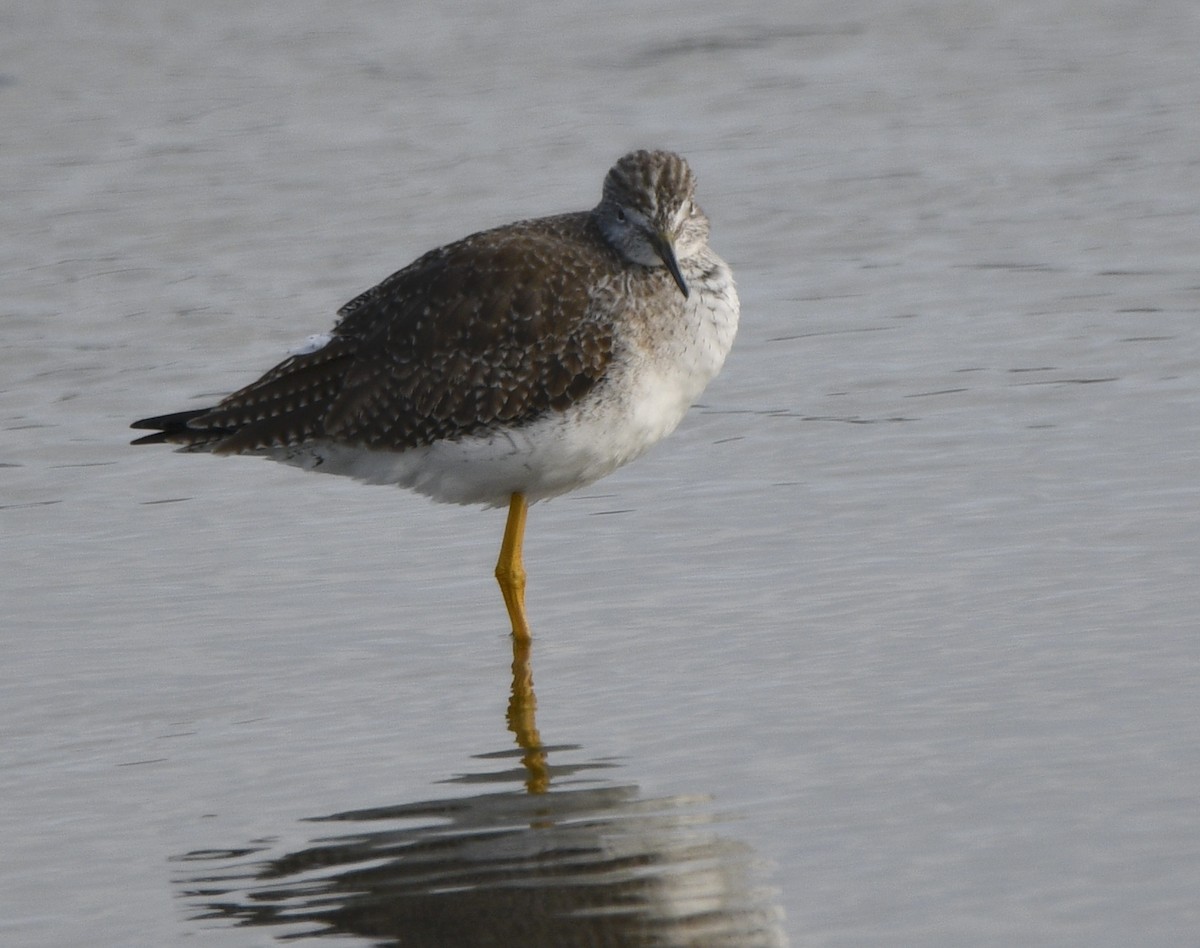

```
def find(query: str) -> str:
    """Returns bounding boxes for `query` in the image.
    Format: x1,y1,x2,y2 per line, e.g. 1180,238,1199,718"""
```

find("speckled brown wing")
324,213,616,449
139,212,616,454
183,336,360,452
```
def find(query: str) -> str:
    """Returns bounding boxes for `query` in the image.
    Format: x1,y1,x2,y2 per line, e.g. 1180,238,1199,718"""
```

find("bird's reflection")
174,636,786,946
507,633,549,793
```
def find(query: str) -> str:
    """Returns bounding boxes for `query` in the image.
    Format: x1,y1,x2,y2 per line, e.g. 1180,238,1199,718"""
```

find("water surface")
3,1,1199,945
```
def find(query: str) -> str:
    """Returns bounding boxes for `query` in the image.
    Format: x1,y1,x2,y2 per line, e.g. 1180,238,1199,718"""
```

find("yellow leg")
495,492,531,641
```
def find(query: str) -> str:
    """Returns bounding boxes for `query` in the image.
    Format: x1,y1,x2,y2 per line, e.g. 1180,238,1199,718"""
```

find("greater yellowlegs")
132,149,739,638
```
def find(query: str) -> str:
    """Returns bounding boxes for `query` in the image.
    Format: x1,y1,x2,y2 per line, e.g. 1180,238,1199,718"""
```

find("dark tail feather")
130,408,226,447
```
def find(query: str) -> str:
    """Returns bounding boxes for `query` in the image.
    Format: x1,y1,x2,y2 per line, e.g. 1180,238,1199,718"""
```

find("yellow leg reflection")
495,492,531,641
507,633,549,794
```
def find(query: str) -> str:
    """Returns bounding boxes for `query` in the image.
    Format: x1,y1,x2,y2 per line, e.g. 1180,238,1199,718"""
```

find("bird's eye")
615,208,626,223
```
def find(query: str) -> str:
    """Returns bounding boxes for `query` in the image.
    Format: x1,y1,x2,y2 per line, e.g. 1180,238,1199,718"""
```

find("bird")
131,149,739,639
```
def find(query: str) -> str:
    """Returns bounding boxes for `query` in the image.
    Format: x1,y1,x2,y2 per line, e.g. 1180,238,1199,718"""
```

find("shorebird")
132,149,739,638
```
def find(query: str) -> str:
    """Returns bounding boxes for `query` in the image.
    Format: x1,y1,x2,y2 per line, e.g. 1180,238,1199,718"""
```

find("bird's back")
134,212,619,455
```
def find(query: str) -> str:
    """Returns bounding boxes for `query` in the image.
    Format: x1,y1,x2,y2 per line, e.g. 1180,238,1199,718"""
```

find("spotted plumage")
132,149,738,511
134,215,616,455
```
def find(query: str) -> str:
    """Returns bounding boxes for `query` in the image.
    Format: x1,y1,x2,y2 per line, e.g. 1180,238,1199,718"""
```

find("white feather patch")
288,333,333,356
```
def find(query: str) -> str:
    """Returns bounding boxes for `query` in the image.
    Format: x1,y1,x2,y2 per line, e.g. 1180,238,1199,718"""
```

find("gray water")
4,1,1199,945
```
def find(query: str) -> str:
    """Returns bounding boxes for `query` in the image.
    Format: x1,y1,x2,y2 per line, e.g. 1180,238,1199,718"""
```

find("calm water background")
4,1,1199,945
